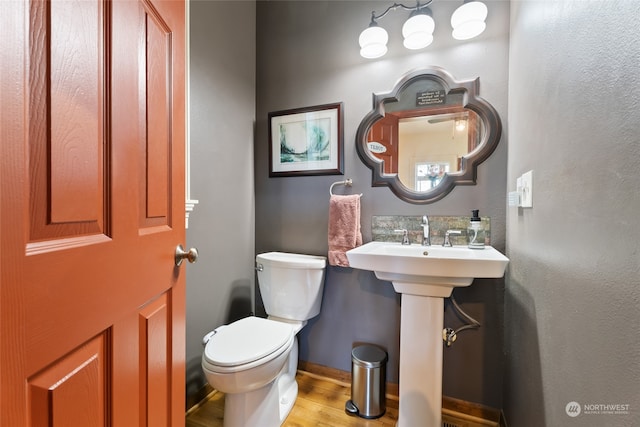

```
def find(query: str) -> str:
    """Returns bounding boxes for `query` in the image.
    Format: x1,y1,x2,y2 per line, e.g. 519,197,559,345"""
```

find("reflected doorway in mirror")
355,66,502,204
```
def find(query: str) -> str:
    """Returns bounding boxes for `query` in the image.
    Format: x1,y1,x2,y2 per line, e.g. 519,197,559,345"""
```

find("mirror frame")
355,66,502,204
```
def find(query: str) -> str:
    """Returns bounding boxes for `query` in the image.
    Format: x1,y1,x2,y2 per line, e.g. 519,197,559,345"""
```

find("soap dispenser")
468,209,485,249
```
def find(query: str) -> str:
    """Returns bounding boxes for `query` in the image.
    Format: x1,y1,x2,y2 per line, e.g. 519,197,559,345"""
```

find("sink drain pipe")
443,294,480,347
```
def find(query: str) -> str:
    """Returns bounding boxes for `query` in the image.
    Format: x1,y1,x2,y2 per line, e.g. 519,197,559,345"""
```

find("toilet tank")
256,252,326,321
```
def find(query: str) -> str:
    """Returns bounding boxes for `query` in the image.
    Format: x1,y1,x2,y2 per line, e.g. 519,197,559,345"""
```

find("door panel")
141,1,171,225
1,0,186,426
48,0,105,224
28,0,108,242
140,294,171,427
28,333,108,427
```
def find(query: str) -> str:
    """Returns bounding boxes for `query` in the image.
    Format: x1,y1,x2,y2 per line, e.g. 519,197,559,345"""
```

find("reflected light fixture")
359,0,488,59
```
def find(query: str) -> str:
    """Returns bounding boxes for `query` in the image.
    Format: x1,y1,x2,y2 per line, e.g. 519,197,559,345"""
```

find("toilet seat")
257,252,326,269
203,316,294,374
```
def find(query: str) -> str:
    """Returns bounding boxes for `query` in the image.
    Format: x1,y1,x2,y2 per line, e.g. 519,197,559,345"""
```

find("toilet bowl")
202,252,326,427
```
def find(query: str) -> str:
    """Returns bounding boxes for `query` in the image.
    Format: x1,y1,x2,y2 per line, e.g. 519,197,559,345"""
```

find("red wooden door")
367,114,399,174
1,1,187,426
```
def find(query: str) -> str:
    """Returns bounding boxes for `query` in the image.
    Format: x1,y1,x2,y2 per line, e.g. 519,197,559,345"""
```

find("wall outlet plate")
520,170,533,208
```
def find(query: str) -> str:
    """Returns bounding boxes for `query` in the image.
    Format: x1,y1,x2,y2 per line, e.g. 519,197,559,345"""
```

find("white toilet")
202,252,326,427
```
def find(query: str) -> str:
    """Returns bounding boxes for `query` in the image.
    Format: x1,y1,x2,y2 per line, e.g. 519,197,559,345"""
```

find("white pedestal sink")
346,241,509,427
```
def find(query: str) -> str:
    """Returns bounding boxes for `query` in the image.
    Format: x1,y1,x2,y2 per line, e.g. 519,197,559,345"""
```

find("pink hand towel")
328,194,363,267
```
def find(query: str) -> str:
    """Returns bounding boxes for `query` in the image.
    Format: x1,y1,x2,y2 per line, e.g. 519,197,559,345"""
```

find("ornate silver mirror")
355,67,502,204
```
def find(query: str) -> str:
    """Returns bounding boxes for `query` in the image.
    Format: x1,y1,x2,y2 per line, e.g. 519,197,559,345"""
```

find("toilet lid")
203,317,294,367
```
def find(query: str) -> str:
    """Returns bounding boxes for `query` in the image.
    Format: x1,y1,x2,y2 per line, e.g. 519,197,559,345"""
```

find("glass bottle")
468,209,485,249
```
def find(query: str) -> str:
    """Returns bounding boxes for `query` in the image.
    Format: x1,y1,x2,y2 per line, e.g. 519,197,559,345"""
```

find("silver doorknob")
175,245,198,266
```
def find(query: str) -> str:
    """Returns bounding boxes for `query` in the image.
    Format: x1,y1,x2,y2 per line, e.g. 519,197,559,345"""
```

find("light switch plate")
520,170,533,208
508,191,520,207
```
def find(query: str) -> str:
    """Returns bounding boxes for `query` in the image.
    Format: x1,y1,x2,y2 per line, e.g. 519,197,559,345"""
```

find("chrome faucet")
443,229,462,247
395,229,410,245
421,215,430,246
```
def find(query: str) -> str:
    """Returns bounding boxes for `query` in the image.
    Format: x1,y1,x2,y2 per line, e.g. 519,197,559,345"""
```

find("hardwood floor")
186,370,500,427
186,370,397,427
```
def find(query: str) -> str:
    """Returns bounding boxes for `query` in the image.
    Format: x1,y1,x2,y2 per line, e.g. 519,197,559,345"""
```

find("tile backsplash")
372,215,491,246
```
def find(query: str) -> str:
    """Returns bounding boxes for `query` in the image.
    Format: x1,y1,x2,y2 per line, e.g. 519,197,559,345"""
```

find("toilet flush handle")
255,263,264,272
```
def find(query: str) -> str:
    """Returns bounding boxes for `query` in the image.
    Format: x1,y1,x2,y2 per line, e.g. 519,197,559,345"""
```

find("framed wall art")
268,102,344,177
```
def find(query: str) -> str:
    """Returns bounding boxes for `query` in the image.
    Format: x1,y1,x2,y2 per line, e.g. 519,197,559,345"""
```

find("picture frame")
268,102,344,177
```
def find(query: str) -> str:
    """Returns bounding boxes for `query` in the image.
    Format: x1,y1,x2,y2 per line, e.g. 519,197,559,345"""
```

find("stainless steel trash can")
345,344,387,419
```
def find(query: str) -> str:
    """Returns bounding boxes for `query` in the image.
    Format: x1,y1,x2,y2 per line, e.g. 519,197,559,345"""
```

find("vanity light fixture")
359,22,389,59
402,8,435,50
451,0,488,40
358,0,488,59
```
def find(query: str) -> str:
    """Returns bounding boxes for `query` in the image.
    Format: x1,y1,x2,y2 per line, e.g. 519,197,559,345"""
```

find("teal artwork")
279,118,331,163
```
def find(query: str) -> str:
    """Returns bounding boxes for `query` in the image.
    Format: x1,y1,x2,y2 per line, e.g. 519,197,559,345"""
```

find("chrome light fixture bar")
359,0,488,59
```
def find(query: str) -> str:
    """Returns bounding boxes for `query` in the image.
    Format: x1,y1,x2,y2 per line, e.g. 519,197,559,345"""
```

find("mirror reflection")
367,108,483,191
355,67,501,204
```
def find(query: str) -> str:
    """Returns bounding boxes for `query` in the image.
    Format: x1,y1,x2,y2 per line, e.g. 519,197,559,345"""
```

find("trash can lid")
352,345,388,368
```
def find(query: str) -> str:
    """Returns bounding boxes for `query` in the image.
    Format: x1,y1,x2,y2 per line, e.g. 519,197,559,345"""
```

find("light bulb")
451,1,488,40
402,10,435,50
404,32,434,50
359,24,388,59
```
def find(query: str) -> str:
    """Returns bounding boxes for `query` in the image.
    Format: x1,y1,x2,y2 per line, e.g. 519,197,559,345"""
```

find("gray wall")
186,0,256,399
187,2,640,421
505,2,640,426
255,1,510,408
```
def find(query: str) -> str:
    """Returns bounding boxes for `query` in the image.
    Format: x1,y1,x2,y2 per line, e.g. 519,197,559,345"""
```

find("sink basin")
347,240,509,426
346,241,509,297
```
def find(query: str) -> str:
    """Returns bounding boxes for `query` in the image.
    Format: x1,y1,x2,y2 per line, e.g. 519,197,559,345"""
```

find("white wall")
186,0,256,400
505,1,640,426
